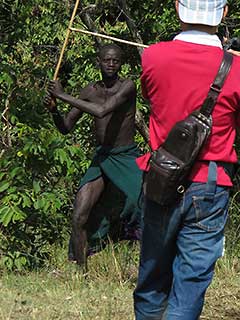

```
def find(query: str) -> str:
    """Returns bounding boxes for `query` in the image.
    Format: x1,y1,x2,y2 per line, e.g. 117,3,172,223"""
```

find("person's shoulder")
119,78,136,88
142,41,173,58
119,78,137,95
79,82,97,99
80,82,96,91
228,52,240,82
146,41,167,48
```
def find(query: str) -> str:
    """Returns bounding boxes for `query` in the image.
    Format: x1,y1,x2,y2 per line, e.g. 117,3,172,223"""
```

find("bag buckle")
177,185,185,194
210,84,222,93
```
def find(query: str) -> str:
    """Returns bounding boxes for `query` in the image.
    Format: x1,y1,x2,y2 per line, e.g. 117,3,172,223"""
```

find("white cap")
178,0,227,26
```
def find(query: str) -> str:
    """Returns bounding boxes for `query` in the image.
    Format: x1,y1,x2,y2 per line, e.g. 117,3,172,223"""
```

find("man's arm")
228,49,240,57
44,89,83,134
48,80,136,118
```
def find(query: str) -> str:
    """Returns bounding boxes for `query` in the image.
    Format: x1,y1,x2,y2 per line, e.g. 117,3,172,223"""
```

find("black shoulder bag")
145,51,233,206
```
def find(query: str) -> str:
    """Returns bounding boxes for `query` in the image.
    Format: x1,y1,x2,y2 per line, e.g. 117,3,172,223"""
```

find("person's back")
134,1,240,319
137,39,240,185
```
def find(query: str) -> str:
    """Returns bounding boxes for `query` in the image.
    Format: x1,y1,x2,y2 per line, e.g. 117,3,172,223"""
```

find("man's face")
98,48,122,78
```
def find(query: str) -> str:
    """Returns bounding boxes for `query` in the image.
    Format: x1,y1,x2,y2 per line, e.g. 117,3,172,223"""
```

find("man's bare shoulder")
118,78,136,95
79,82,98,99
119,78,136,87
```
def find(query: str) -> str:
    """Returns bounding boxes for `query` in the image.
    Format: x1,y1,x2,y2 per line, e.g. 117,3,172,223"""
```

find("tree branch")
1,87,16,150
116,0,145,56
116,0,149,143
78,3,103,47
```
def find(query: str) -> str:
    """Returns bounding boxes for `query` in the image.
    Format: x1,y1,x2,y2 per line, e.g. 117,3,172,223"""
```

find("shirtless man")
44,43,143,267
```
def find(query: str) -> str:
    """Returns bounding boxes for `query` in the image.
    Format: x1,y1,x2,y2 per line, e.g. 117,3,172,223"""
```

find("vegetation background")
0,0,240,319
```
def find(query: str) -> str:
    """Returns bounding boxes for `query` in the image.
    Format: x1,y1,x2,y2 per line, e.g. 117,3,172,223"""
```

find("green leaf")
3,256,14,271
33,180,41,194
14,256,27,270
9,167,23,179
0,172,7,181
43,201,50,212
0,206,14,227
34,197,46,210
0,181,10,193
22,195,32,208
54,149,68,165
12,207,27,223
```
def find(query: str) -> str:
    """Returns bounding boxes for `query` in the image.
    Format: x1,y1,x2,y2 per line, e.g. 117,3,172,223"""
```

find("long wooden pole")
69,27,148,48
53,0,81,80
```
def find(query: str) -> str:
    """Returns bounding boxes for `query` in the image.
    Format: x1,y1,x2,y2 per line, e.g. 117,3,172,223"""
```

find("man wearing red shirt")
134,1,240,319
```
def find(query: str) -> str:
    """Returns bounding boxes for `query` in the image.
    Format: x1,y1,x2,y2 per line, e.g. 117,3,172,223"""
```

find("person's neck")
181,22,218,35
101,75,119,88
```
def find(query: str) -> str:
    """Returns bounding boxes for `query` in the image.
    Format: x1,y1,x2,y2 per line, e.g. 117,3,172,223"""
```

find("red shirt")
137,40,240,186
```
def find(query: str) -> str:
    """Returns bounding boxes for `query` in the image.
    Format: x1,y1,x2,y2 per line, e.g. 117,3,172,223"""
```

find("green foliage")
0,0,95,270
0,122,89,270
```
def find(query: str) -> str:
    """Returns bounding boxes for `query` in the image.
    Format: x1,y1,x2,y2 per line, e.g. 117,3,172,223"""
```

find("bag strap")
200,51,233,117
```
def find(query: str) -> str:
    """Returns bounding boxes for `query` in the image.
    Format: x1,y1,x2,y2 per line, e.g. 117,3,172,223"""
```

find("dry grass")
0,242,239,320
201,257,240,320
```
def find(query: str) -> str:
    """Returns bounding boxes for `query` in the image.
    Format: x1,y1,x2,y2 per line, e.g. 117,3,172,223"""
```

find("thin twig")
1,86,17,148
69,27,148,48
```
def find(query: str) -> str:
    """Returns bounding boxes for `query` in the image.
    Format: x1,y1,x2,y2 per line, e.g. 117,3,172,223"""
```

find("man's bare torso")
80,78,136,147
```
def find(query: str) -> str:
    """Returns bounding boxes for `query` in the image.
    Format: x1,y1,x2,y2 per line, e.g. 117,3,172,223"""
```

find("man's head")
97,44,123,79
175,0,228,29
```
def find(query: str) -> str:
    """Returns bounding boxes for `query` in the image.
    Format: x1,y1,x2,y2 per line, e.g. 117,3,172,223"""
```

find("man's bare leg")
71,177,105,268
